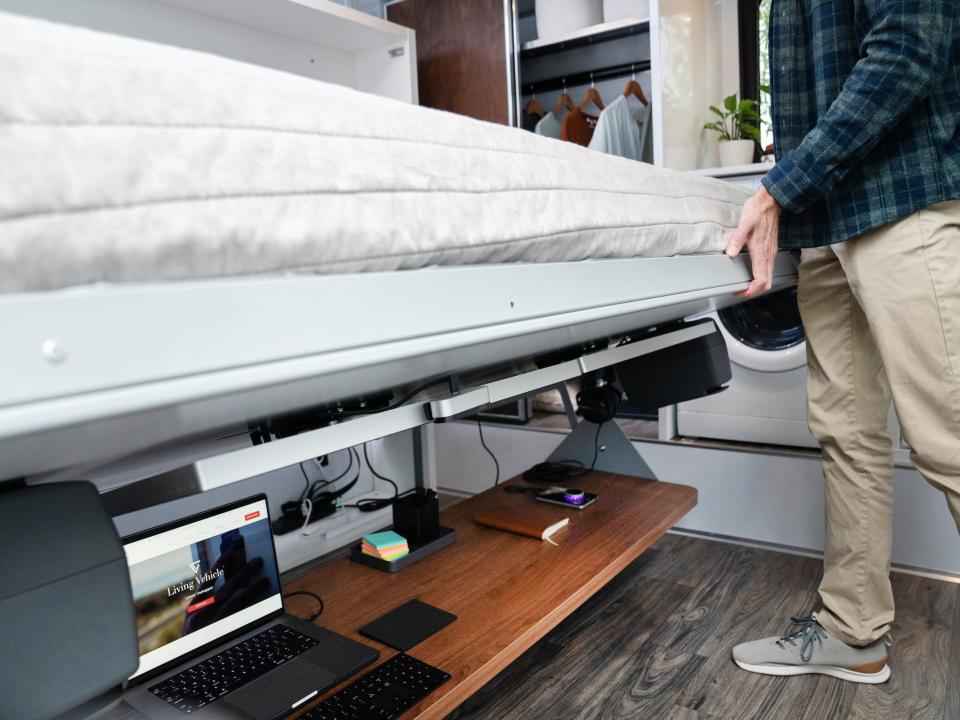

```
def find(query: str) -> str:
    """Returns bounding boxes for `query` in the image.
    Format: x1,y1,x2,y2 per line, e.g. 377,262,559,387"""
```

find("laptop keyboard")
149,624,317,714
300,653,450,720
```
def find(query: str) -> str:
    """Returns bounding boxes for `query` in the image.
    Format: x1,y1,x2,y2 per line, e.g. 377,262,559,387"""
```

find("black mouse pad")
359,599,457,651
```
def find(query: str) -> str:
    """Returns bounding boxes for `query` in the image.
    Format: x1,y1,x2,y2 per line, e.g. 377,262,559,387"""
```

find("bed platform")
1,253,797,481
0,9,798,485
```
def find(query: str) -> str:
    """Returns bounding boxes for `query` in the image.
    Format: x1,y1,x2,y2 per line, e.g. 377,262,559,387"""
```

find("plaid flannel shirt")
763,0,960,249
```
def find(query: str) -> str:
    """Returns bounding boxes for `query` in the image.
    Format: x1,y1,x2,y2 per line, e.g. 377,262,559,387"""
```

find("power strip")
273,491,394,573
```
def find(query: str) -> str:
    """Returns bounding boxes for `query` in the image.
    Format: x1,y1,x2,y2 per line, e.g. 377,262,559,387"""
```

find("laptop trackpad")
224,659,336,720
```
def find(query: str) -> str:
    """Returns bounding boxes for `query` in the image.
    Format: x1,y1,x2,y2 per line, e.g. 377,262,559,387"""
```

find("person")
727,0,960,684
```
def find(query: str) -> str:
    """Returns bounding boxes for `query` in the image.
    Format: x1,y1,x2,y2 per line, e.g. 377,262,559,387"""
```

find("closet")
518,2,652,162
388,0,744,170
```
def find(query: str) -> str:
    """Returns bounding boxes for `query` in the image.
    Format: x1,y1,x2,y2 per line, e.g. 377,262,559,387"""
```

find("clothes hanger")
551,79,576,115
623,65,649,106
525,88,545,118
579,73,605,113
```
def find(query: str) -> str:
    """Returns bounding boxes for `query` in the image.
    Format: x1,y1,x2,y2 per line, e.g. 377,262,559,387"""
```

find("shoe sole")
734,659,891,684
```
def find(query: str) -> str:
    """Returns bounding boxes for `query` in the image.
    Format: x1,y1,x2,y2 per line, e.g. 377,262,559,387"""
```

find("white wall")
430,421,960,576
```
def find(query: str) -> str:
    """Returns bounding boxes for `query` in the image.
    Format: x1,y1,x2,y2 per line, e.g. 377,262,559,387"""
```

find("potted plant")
703,94,761,167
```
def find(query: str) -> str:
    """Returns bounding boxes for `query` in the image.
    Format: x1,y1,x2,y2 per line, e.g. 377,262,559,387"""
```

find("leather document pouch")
473,503,569,541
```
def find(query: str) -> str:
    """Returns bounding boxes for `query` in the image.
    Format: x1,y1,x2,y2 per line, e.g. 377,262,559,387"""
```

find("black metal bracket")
523,60,652,96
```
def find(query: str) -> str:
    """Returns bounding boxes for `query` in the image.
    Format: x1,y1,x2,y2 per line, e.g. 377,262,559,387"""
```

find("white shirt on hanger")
588,95,651,162
534,111,562,139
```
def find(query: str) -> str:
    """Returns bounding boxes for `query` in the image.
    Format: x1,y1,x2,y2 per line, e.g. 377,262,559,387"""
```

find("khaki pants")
798,200,960,647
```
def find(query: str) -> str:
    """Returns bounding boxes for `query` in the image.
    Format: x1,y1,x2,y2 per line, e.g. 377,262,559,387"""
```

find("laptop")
116,494,378,719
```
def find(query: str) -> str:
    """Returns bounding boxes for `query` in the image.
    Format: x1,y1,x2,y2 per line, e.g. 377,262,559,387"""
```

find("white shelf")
0,0,417,102
522,16,650,53
154,0,410,54
686,162,772,179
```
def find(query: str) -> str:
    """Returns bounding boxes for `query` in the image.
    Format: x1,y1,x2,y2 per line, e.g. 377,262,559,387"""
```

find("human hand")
725,185,781,298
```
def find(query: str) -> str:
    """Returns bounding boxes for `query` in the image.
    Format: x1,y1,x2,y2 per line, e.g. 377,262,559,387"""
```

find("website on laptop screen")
123,498,282,679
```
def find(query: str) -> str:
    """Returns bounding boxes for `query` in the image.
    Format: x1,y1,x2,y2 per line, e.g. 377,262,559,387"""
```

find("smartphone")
535,489,597,510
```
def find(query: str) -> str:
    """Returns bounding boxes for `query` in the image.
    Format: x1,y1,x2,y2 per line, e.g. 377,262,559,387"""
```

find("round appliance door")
716,287,807,372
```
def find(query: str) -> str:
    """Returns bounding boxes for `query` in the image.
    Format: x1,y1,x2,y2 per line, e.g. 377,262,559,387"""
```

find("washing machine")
676,273,910,455
676,169,910,454
676,287,820,448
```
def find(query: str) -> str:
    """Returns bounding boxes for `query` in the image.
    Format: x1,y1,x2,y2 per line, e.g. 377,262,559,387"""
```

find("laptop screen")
123,497,283,680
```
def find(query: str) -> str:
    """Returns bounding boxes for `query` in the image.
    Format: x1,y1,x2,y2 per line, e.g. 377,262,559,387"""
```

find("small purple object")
564,489,586,505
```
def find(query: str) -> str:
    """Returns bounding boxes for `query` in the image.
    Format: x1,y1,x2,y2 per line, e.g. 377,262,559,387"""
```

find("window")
738,0,773,154
758,0,773,151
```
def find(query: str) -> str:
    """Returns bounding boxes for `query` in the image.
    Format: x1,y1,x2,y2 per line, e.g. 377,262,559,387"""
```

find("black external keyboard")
149,624,317,714
301,653,450,720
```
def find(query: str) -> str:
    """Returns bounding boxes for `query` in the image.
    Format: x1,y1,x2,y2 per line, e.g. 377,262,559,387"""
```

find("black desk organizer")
350,526,456,573
349,488,456,573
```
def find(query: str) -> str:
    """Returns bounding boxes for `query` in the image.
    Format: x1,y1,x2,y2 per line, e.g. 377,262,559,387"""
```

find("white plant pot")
536,0,603,41
718,139,755,167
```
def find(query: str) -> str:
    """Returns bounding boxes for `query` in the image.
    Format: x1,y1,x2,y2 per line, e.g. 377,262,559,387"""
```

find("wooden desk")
285,472,696,719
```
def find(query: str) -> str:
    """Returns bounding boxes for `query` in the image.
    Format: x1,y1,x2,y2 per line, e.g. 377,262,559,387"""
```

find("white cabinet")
0,0,418,103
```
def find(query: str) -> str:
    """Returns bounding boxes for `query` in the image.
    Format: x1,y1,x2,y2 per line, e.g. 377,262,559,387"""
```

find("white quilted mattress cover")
0,11,750,294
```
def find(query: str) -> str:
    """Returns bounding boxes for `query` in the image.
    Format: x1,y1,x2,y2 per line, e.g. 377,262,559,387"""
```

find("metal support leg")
545,419,656,479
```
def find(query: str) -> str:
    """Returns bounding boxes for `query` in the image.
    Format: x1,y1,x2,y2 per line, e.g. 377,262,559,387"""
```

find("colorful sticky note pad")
363,531,407,550
361,531,409,562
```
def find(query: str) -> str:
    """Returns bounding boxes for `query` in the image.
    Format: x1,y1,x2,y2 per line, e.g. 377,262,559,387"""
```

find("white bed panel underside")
0,254,799,478
0,11,749,293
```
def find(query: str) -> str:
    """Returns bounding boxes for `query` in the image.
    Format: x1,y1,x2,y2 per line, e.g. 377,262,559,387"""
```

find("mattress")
0,11,750,294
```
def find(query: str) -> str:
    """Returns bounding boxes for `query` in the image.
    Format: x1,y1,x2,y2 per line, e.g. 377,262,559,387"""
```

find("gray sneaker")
732,614,890,684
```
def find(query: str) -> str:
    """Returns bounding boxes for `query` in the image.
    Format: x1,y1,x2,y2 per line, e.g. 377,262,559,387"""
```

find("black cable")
523,421,604,482
363,442,399,497
312,449,361,510
307,449,354,503
323,449,356,485
476,419,501,486
298,462,311,502
336,377,449,419
587,420,603,470
299,457,339,501
283,590,324,623
347,443,400,512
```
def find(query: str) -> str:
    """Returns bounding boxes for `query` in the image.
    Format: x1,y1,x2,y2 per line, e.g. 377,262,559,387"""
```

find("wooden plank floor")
449,534,959,720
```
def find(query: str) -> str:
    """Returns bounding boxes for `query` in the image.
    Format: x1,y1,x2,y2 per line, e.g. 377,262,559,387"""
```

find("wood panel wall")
387,0,510,124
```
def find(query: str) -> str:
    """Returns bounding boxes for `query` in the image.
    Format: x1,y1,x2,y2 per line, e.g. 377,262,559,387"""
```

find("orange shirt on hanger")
561,108,599,146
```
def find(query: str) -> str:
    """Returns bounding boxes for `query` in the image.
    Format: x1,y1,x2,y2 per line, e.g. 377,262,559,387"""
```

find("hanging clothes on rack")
561,108,598,145
638,102,653,162
589,71,653,162
589,96,652,161
534,111,562,139
564,77,603,146
536,88,575,140
522,108,543,132
522,96,545,132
